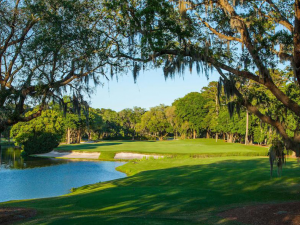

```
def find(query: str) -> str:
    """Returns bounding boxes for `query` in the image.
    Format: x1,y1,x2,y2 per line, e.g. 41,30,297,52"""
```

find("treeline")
9,80,286,150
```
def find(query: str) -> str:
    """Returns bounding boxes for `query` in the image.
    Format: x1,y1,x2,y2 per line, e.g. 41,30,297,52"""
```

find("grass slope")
1,156,300,225
55,139,268,159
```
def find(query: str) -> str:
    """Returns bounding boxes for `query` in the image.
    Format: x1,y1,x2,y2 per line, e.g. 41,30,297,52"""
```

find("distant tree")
201,82,219,140
118,107,146,140
98,109,121,139
88,108,103,140
106,0,300,155
64,113,82,144
137,105,172,140
119,108,134,137
131,107,147,139
165,106,180,139
173,92,208,139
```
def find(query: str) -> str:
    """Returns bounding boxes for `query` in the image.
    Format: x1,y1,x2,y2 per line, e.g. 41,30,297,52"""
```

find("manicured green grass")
1,140,295,224
55,139,268,159
1,156,300,224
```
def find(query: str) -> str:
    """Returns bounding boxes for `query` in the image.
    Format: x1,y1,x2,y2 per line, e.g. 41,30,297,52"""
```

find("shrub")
20,132,60,155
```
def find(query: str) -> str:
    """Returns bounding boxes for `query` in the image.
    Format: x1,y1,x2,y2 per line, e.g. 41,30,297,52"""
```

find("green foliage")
20,132,60,155
10,108,63,154
10,71,297,147
137,105,172,140
118,107,146,139
0,0,133,133
103,0,300,153
172,92,208,138
11,109,65,146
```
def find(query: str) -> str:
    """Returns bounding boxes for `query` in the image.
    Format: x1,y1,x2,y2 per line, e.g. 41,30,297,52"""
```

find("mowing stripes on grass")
55,139,269,158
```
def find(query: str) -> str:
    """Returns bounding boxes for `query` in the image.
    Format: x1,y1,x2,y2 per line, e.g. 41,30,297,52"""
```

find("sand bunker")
114,152,163,160
35,151,162,160
34,151,100,159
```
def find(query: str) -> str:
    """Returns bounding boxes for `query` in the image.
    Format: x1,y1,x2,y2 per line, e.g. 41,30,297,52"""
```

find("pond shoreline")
0,148,126,203
34,150,164,160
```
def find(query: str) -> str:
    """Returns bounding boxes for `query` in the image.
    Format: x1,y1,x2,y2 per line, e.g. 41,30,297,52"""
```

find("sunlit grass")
1,156,299,224
55,139,268,159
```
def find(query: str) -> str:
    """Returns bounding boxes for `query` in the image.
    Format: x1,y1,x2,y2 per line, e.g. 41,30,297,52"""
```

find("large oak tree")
106,0,300,155
0,0,131,134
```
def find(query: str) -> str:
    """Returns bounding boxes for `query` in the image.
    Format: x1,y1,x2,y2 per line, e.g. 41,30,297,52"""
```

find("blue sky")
89,68,220,111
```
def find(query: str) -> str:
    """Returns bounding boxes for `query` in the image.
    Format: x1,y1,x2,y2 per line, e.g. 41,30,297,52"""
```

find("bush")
21,132,60,155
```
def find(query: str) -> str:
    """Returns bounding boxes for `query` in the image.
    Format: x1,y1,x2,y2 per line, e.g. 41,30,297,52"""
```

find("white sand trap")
114,152,163,160
34,151,100,159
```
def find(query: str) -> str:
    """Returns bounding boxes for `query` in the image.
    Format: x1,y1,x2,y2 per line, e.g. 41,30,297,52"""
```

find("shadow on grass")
4,158,300,224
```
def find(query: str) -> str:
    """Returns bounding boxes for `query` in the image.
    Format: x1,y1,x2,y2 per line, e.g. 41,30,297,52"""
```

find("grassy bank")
55,139,268,160
1,155,299,224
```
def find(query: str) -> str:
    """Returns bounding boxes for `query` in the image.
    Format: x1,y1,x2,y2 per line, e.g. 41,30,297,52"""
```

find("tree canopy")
3,0,300,155
105,0,300,154
173,92,208,138
0,0,133,133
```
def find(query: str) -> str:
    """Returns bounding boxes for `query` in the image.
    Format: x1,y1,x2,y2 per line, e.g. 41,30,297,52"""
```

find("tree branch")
215,66,290,141
265,0,293,32
197,15,242,42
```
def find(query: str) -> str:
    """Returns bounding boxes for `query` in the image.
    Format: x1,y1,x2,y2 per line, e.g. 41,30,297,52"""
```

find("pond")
0,147,126,203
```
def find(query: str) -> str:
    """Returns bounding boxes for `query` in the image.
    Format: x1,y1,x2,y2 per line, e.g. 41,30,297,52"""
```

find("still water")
0,147,126,202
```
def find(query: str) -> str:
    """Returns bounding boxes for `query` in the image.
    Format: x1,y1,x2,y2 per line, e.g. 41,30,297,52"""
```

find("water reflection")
0,147,69,169
0,147,126,202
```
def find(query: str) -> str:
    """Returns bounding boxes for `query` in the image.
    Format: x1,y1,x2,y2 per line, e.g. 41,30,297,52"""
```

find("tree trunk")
294,0,300,86
193,130,196,139
206,130,210,139
245,110,249,145
67,128,70,144
77,130,81,143
249,135,253,145
216,133,218,142
240,138,243,144
228,133,233,143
